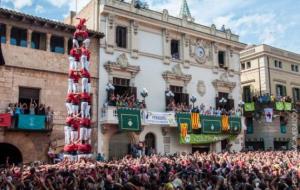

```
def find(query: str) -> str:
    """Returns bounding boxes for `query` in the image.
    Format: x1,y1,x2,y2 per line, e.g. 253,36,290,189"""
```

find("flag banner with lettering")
229,117,241,134
275,102,284,111
191,112,201,129
244,102,255,112
117,108,141,131
18,114,45,129
176,113,192,133
201,115,222,134
144,111,177,126
264,108,273,123
0,113,11,127
180,134,231,144
221,115,230,132
284,102,292,111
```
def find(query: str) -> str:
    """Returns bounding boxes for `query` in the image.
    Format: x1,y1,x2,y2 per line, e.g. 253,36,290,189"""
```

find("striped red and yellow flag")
191,112,201,129
180,123,188,138
221,115,230,131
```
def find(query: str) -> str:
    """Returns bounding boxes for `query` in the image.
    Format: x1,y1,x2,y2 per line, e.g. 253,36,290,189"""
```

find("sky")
1,0,300,53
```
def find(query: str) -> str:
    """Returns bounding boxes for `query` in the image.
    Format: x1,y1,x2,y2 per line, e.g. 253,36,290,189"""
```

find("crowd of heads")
6,100,53,116
251,94,292,104
107,93,146,109
0,151,299,190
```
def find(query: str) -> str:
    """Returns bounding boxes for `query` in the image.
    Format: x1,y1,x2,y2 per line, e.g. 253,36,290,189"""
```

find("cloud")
46,0,68,8
3,0,32,9
35,5,45,14
46,0,90,12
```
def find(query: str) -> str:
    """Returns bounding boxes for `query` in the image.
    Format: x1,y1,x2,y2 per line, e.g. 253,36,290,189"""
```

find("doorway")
109,132,131,160
192,146,210,153
145,133,155,155
0,143,22,166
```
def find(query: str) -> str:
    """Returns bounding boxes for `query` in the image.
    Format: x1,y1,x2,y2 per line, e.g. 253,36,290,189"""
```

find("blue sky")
1,0,300,53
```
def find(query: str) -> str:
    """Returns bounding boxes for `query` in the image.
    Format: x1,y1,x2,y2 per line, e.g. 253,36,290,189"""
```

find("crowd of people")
166,101,242,117
0,151,299,189
106,93,146,109
250,94,292,104
5,100,54,128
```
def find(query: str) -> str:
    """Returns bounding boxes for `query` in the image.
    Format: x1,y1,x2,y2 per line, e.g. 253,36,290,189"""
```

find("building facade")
69,0,246,159
0,8,103,163
240,44,300,150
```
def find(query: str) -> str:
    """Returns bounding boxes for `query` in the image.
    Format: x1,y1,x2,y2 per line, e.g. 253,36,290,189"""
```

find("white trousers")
79,127,88,141
82,78,89,93
87,128,92,144
73,39,79,48
65,102,73,115
68,79,74,93
64,126,71,145
73,82,79,93
71,130,78,143
81,55,90,71
82,39,90,48
81,101,89,118
72,104,79,115
69,57,75,70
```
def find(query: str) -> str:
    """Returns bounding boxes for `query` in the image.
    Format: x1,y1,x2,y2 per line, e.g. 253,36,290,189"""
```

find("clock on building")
195,46,205,58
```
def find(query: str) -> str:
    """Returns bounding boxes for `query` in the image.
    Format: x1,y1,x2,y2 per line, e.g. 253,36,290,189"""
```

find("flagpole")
75,0,78,14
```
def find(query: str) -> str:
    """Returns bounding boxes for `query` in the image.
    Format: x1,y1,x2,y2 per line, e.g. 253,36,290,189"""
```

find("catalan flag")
180,123,188,139
221,115,230,131
191,112,201,129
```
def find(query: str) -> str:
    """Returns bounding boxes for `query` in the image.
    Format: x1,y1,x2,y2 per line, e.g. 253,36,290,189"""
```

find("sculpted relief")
190,39,213,64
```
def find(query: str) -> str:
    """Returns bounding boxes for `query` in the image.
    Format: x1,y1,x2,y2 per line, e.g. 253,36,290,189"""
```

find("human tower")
63,18,92,160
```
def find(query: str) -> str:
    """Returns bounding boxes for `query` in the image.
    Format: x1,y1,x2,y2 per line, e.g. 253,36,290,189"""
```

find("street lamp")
190,95,197,108
105,83,115,92
140,88,148,99
166,90,175,99
219,97,228,109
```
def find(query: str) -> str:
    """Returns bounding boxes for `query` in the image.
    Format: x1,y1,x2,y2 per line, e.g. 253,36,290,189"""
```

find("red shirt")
72,94,80,105
73,72,80,83
70,48,82,61
66,116,74,126
71,118,80,131
74,30,88,41
81,68,90,79
66,93,74,103
81,47,90,61
81,92,90,101
80,117,91,127
77,143,91,153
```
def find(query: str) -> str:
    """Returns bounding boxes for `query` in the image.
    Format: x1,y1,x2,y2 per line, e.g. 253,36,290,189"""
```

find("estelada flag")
0,113,11,127
180,123,188,138
191,112,201,129
221,115,229,131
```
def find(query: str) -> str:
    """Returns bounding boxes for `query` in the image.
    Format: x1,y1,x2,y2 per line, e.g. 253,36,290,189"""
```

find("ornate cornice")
162,63,192,85
212,72,236,92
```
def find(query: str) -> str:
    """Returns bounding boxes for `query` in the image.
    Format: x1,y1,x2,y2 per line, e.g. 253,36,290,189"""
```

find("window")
243,86,252,102
291,64,299,72
216,92,234,111
275,60,282,68
112,77,136,99
67,38,73,55
10,27,27,47
218,51,225,68
31,32,46,50
116,26,127,48
171,40,180,59
50,35,64,54
246,62,251,69
241,63,245,70
19,87,40,114
168,85,189,106
276,84,286,97
0,23,6,43
293,88,300,103
278,61,282,68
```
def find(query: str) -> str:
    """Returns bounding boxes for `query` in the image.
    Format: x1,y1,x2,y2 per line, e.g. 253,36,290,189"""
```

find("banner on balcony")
0,113,11,127
275,102,284,111
244,102,255,112
221,115,229,131
117,108,141,131
144,111,177,126
191,112,201,129
180,134,230,144
18,114,45,129
177,113,192,133
202,115,222,134
284,102,292,111
229,117,241,134
264,108,273,123
280,123,287,134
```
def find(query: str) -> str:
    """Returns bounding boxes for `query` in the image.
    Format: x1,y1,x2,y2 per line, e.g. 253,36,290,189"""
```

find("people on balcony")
106,93,146,109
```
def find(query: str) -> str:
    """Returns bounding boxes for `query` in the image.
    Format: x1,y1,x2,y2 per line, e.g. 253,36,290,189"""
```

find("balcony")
100,106,147,125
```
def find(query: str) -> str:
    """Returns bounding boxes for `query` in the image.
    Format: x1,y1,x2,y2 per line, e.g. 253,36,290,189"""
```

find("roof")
0,8,104,38
179,0,192,19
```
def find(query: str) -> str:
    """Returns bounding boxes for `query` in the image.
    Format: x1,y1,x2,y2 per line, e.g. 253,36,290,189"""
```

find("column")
130,20,139,59
163,29,171,65
27,29,32,48
64,37,69,55
182,34,190,68
46,33,52,52
6,24,12,44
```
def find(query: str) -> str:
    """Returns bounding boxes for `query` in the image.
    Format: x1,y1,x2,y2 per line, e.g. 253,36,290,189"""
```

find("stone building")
0,8,103,163
67,0,246,159
240,44,300,150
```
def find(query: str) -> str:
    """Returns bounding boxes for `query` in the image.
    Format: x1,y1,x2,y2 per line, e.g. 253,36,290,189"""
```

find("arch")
145,132,156,155
0,143,23,165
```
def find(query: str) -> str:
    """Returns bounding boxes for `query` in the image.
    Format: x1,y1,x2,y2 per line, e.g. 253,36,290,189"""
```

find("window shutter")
283,86,287,96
